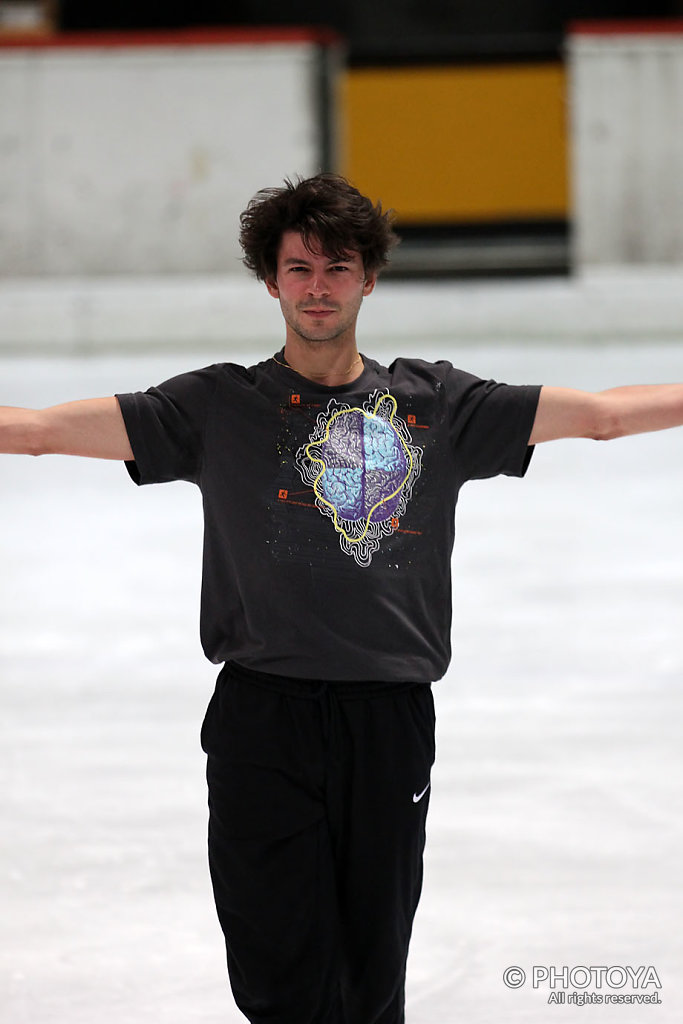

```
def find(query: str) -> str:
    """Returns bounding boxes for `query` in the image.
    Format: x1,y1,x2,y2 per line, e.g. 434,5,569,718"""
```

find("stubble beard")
286,306,357,347
291,283,369,345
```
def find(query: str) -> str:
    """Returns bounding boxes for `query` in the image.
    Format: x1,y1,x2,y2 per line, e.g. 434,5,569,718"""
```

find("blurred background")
2,1,683,298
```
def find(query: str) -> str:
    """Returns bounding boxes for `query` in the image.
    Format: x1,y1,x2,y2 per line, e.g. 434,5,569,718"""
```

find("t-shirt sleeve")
115,365,218,485
445,365,541,482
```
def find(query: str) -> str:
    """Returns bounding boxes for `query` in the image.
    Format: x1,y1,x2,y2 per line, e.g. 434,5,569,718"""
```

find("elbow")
586,400,625,441
589,421,622,442
1,409,48,455
24,414,51,456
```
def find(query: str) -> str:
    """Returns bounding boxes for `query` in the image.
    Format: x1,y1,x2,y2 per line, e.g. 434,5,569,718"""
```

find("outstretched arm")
529,384,683,445
0,397,133,460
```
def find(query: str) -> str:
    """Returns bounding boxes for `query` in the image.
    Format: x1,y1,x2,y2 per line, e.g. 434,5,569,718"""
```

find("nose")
307,274,330,297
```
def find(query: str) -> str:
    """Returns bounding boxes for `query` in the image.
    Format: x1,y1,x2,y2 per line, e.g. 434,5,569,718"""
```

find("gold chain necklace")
271,353,363,380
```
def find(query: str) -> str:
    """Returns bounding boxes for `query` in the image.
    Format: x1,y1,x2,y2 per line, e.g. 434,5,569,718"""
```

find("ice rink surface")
1,321,682,1022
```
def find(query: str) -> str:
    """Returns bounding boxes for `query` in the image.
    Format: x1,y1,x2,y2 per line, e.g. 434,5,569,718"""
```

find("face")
265,230,376,346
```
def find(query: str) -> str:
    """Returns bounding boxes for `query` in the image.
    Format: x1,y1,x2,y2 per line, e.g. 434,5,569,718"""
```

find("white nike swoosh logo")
413,782,431,803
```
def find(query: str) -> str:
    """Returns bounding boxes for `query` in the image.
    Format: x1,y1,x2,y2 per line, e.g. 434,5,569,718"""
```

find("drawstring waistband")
220,659,426,701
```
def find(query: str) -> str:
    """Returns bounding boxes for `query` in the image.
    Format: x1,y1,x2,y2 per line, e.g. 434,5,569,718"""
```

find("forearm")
599,383,683,439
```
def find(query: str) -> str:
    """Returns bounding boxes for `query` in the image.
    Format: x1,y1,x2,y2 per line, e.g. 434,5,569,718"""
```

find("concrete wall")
570,21,683,266
0,30,337,275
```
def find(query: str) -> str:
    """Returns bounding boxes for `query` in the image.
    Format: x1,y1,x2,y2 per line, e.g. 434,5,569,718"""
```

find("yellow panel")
341,63,568,222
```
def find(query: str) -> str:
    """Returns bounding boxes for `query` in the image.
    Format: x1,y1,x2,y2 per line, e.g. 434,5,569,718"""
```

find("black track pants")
200,661,436,1024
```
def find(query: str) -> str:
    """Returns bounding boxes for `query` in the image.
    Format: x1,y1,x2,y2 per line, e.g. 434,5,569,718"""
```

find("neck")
280,338,364,386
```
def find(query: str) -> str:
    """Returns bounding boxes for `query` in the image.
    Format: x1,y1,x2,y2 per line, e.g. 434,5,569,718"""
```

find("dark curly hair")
239,173,399,282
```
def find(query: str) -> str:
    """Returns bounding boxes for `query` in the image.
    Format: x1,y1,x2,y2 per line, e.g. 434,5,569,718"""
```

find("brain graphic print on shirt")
294,389,423,567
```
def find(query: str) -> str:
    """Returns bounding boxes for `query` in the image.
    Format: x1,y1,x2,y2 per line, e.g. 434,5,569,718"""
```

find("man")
1,174,682,1024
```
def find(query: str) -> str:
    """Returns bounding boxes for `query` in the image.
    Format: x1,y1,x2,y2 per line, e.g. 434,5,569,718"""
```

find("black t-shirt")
116,352,541,682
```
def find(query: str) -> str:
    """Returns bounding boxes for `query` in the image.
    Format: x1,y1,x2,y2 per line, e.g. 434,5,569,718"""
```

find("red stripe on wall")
570,19,683,36
0,25,341,50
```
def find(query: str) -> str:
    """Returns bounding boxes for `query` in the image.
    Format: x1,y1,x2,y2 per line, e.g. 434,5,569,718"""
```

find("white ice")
1,312,682,1022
